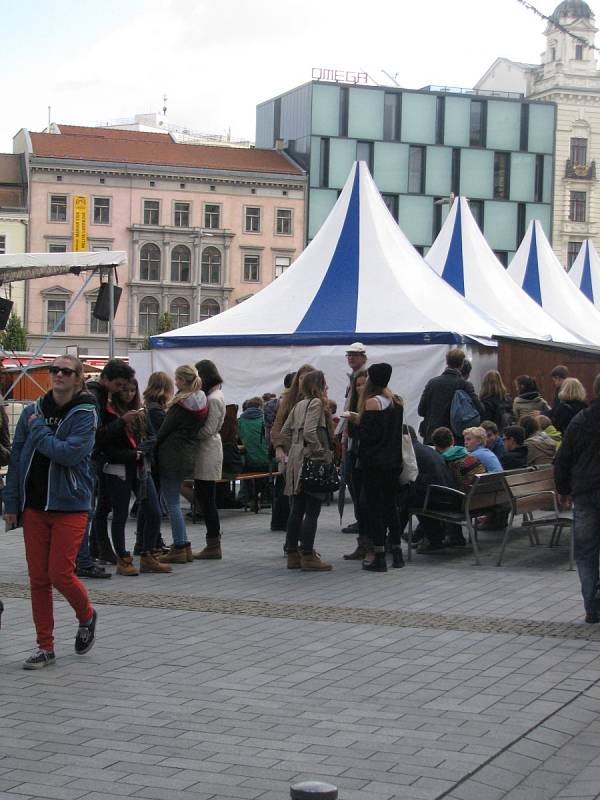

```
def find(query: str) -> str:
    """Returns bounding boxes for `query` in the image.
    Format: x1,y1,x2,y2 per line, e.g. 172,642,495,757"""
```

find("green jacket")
238,408,269,470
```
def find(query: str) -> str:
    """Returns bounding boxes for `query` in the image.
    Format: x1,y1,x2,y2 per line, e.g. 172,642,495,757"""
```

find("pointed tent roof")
151,163,505,349
568,239,600,311
507,221,600,346
425,197,581,344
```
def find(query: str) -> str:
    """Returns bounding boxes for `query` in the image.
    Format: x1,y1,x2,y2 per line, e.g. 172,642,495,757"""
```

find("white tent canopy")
147,163,502,421
507,221,600,346
0,250,127,283
568,239,600,311
425,197,581,345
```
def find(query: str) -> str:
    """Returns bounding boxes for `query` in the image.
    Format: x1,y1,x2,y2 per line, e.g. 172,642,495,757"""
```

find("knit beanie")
368,362,392,388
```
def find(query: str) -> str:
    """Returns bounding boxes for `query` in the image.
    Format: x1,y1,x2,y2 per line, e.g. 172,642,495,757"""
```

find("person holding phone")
3,356,98,669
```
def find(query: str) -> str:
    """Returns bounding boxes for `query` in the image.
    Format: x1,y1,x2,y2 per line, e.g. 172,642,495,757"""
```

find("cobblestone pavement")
1,504,599,800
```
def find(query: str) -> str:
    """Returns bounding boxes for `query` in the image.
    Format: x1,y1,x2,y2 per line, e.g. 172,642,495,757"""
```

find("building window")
451,148,461,195
47,298,66,332
433,199,443,239
550,45,556,61
319,138,330,188
244,206,261,233
469,100,486,147
381,193,399,220
576,43,584,60
494,250,509,267
243,254,260,282
0,235,5,254
570,191,587,222
49,194,68,222
276,208,293,235
534,154,544,203
48,243,67,253
173,202,190,227
356,141,373,172
139,296,159,335
435,96,445,145
493,152,510,200
520,104,529,152
200,298,220,320
170,245,191,282
470,200,484,231
93,197,111,225
169,297,190,328
570,138,587,166
383,93,400,142
143,200,160,225
140,243,161,280
204,204,221,229
339,86,349,137
275,256,291,277
408,146,425,193
201,246,221,284
567,240,582,267
90,300,109,334
517,202,526,244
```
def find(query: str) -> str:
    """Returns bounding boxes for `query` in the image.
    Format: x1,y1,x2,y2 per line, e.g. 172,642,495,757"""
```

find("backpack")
450,389,481,437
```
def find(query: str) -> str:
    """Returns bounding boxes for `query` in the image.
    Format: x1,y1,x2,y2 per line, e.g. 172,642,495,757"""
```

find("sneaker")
341,521,359,534
23,648,56,670
76,565,112,579
75,609,97,655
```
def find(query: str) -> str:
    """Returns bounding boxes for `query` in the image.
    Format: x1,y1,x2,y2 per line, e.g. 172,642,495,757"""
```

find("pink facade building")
13,125,306,355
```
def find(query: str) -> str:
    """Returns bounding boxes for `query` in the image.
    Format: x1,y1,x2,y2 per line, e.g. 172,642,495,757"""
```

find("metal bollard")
290,781,338,800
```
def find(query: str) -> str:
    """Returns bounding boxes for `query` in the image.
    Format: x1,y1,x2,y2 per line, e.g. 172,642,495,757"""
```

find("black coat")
412,441,453,507
500,445,528,470
554,399,600,496
357,401,404,472
481,394,514,431
418,369,484,444
553,399,588,434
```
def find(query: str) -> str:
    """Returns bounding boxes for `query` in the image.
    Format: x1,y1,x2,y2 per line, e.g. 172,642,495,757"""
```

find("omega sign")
312,67,368,84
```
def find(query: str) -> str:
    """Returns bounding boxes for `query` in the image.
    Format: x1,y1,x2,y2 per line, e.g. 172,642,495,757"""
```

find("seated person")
481,420,505,460
463,426,503,472
537,414,561,447
500,425,528,469
520,415,557,466
432,427,486,492
237,397,271,505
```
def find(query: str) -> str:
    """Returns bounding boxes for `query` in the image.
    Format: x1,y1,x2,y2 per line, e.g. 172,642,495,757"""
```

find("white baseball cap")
345,342,367,354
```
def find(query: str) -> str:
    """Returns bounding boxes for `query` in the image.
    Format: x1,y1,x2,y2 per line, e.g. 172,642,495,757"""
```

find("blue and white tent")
507,221,600,346
426,197,582,345
568,239,600,311
144,163,502,415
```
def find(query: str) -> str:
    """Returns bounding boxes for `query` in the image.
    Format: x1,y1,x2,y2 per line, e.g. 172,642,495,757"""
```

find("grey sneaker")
23,648,56,670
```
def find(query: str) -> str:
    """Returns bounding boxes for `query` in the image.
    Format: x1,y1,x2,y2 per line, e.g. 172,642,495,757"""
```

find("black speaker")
0,298,14,330
93,284,122,322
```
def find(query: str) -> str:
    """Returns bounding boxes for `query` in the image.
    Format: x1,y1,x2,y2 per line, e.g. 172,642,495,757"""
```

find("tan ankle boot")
116,554,139,576
193,536,222,560
140,553,173,574
287,551,301,570
185,543,194,563
300,551,333,571
158,545,188,564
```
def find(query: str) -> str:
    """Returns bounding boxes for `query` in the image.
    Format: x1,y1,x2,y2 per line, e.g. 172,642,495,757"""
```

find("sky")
1,0,595,152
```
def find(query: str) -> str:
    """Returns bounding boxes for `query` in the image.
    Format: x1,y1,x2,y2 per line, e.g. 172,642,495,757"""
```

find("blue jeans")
136,475,162,553
573,491,600,615
161,474,188,546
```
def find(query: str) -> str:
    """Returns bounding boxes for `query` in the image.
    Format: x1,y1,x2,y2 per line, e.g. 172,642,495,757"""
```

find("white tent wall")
135,342,496,431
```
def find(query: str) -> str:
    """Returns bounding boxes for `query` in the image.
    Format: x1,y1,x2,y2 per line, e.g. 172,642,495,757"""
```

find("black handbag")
298,400,340,493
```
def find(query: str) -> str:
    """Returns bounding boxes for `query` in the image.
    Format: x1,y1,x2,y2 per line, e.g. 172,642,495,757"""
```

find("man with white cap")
339,343,368,536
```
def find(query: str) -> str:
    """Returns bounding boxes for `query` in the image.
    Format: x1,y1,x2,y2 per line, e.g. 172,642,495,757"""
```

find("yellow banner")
72,195,88,252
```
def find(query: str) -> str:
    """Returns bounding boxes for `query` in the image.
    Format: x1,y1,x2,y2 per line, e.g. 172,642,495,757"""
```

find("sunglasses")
49,366,77,376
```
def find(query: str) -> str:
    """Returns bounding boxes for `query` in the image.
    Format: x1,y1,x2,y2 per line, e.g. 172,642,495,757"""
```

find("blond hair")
463,426,486,445
168,364,202,407
558,377,586,403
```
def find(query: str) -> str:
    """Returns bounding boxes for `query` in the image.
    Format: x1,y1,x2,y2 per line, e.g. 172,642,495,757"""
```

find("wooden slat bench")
183,472,273,517
497,466,573,569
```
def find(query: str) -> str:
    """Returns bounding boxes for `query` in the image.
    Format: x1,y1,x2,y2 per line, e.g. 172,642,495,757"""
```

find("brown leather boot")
185,543,194,563
193,536,222,560
116,554,139,576
287,551,301,569
140,553,173,574
300,551,333,571
158,545,188,564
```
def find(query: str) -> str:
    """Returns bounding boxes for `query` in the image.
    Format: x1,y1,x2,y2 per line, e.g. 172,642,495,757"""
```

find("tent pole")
108,267,115,359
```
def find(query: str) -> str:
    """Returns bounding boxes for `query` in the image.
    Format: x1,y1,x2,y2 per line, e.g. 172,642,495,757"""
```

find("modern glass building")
256,81,556,262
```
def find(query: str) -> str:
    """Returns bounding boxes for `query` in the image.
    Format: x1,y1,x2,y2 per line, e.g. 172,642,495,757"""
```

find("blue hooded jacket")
4,393,97,515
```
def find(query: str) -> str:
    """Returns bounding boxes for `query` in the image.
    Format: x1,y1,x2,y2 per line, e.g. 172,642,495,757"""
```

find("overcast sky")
1,0,595,153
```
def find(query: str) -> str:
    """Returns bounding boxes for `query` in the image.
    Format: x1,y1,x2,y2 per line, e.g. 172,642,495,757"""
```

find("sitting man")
481,420,505,460
237,397,271,506
500,425,529,469
538,414,562,447
463,426,503,472
521,415,557,466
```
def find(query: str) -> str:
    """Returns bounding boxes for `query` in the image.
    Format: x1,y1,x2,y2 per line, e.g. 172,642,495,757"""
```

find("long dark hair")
299,369,334,436
195,359,223,393
277,363,315,423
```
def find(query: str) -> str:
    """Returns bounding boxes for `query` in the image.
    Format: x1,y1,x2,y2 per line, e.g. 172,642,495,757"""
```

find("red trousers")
23,509,93,652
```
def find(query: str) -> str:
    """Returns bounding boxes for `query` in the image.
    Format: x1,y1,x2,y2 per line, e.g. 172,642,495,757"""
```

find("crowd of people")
1,344,599,668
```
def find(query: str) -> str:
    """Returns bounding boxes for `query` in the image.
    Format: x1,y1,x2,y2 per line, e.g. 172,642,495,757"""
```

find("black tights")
363,469,401,549
285,492,322,554
193,480,221,539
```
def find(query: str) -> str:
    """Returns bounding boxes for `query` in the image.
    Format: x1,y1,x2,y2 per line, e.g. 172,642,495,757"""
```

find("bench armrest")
423,484,465,512
513,489,559,514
